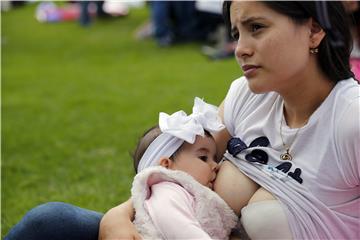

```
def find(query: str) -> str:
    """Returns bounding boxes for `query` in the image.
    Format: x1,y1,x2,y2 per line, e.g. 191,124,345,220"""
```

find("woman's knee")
22,202,83,228
5,202,103,240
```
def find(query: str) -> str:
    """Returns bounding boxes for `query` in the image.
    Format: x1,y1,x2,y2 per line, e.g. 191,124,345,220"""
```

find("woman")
5,1,359,240
213,1,359,239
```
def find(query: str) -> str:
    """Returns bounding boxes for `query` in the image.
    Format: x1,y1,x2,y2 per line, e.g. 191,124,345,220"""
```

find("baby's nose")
212,162,220,173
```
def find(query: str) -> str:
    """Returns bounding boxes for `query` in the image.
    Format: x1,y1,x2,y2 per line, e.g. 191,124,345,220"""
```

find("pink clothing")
351,58,360,81
131,166,238,239
145,182,212,239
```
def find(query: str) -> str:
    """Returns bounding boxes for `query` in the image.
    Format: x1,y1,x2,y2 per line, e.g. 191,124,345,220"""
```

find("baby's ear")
159,157,174,169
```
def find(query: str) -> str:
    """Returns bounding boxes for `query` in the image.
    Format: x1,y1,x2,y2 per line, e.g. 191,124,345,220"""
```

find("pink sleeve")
144,181,212,240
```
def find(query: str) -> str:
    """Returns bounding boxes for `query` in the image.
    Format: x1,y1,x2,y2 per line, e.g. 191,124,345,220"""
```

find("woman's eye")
231,28,239,40
231,31,239,41
251,24,263,33
199,156,208,162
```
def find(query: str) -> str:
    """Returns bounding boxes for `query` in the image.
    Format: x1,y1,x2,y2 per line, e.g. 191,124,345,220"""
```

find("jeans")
4,202,103,240
151,1,198,45
79,1,106,26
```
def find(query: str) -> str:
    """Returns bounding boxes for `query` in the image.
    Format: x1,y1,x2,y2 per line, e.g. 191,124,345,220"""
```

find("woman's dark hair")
223,1,354,83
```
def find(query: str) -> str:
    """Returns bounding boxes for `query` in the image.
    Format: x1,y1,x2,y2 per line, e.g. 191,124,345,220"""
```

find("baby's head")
133,97,224,189
133,125,219,188
133,125,162,172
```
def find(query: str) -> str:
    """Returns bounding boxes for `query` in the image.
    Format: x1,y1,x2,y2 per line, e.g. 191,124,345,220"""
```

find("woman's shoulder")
225,77,266,114
333,78,359,101
329,78,360,116
328,79,360,146
227,76,251,98
223,76,279,135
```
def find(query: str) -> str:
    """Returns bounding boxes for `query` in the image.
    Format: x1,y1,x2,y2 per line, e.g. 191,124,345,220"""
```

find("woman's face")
230,1,312,94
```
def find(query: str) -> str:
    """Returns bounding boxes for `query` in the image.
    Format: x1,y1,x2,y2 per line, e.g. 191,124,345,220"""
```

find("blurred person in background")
79,1,107,26
79,1,129,27
1,1,27,11
197,0,237,60
136,1,224,47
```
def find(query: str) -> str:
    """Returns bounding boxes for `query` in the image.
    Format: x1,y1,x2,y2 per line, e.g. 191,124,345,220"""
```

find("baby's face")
170,135,219,189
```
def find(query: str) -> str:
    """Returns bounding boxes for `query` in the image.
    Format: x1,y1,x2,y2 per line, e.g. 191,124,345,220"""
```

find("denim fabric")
150,1,199,44
151,1,172,40
79,1,92,26
5,202,103,240
79,1,106,26
150,1,224,46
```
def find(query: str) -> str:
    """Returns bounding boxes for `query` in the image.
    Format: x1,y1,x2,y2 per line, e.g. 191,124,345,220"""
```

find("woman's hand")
98,199,142,240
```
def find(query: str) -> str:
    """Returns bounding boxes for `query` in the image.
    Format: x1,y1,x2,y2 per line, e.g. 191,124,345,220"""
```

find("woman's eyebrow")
240,16,266,25
231,16,267,33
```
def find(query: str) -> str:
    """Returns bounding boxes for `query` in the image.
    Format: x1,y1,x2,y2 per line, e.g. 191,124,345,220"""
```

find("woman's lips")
242,64,260,78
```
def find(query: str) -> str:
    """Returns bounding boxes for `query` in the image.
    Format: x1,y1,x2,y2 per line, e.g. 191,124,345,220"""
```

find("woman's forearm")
99,199,140,240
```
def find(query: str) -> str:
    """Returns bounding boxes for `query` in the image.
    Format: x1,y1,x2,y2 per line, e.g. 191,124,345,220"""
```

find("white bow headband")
137,97,224,172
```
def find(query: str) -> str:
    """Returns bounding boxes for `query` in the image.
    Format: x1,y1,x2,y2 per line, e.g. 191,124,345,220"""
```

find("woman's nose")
234,37,254,61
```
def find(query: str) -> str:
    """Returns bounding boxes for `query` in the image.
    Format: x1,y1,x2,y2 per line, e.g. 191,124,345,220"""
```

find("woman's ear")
309,18,326,48
159,157,174,169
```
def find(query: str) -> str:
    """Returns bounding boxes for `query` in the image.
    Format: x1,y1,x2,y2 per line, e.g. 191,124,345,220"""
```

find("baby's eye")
199,156,208,162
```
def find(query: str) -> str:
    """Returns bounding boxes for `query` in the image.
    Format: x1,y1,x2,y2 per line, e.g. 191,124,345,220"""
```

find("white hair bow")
159,97,224,143
137,97,224,172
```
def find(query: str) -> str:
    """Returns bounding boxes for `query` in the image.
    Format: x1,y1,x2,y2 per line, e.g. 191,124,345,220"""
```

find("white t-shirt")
223,76,360,239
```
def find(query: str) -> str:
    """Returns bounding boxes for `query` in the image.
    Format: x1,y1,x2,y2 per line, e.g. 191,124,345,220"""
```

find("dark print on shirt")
227,137,303,184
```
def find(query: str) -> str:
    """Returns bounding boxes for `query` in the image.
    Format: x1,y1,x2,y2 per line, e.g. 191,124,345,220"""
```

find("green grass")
1,3,241,237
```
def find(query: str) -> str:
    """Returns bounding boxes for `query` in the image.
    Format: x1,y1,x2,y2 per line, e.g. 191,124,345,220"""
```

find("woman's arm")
213,100,231,161
98,199,141,240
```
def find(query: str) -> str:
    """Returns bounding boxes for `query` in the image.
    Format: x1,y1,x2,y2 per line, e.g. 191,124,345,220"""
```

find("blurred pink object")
36,2,94,23
350,58,360,81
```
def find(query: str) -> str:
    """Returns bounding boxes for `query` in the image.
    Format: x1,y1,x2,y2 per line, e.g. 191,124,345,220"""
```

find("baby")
130,97,238,239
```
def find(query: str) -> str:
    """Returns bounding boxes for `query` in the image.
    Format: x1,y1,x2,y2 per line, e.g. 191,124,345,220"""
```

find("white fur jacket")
131,166,238,239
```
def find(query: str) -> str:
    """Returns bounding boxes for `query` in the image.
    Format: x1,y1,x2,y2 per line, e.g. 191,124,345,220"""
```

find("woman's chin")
247,80,268,94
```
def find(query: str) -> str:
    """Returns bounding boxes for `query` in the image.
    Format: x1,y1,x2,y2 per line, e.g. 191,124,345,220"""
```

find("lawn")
1,3,241,237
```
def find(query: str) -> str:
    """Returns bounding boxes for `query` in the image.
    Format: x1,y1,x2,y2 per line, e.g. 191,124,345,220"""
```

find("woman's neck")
280,65,335,128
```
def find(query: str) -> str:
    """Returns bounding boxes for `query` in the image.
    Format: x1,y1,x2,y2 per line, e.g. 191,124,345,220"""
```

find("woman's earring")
310,48,319,54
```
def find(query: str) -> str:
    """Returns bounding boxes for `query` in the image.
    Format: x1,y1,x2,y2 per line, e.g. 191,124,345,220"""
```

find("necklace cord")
279,116,308,160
